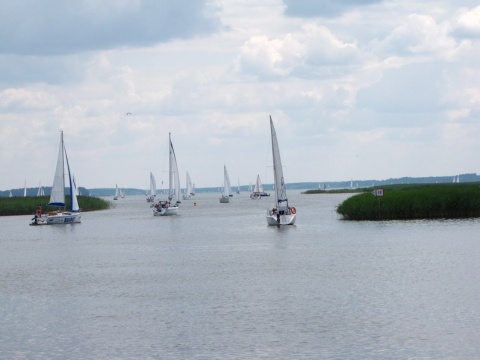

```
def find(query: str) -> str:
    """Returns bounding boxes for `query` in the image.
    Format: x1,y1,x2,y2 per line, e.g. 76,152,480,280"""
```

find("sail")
65,147,80,212
256,175,264,193
150,172,156,196
168,133,180,202
48,132,66,207
225,167,232,194
223,165,230,197
270,116,288,208
24,181,27,197
185,171,192,195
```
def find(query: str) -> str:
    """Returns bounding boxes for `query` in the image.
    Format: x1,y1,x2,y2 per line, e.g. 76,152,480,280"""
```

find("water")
1,191,480,359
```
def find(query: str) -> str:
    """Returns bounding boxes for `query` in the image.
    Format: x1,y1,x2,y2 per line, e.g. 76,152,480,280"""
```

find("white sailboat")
266,116,296,225
23,181,27,197
183,171,193,200
147,172,156,202
236,178,241,194
219,165,230,203
153,133,180,216
32,131,82,225
250,174,269,199
113,184,119,200
36,182,45,197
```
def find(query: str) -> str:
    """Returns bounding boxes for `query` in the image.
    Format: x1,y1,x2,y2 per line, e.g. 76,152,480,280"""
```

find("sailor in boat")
33,205,42,225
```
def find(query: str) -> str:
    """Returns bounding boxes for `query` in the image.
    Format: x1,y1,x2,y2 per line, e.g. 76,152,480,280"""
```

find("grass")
335,183,480,220
0,196,111,216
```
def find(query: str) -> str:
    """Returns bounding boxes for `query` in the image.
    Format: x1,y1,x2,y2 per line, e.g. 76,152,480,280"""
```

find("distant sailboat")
36,182,45,197
31,131,82,225
147,172,156,202
266,116,296,225
113,184,119,200
152,133,180,216
219,165,230,203
23,181,27,197
183,171,193,200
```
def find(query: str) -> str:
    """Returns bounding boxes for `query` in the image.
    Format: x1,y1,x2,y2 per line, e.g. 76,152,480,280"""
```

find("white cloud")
450,6,480,39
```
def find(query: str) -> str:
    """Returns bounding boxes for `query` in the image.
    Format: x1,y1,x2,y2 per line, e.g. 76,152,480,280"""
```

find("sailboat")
236,178,241,194
113,184,119,200
36,182,45,197
147,172,156,202
219,165,230,203
250,174,269,199
183,171,193,200
152,133,180,216
266,116,296,225
31,131,82,225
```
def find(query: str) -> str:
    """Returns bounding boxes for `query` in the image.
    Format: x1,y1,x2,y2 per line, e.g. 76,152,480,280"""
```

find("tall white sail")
49,132,66,207
270,117,287,208
65,148,80,212
168,133,180,203
223,165,230,197
185,171,192,195
150,172,156,197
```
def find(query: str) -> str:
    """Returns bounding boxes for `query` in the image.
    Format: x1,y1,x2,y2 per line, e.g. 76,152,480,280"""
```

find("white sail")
65,147,80,212
168,133,180,203
150,172,156,196
225,168,232,195
223,166,230,197
49,132,66,207
271,119,287,207
266,116,296,225
24,181,27,197
220,165,230,203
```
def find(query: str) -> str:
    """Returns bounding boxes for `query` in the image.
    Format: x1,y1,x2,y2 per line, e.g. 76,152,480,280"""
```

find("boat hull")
219,196,230,203
266,212,296,225
32,212,82,225
152,206,178,216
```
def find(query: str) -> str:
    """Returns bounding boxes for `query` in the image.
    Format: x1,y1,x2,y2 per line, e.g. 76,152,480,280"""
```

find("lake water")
1,191,480,359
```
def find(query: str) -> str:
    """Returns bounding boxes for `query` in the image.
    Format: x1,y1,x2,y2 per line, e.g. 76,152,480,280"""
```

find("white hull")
219,196,230,203
266,211,296,225
183,194,192,200
152,201,178,216
32,212,82,225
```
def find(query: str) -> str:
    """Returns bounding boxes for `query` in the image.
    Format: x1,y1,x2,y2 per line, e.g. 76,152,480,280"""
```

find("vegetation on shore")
335,183,480,220
0,196,111,216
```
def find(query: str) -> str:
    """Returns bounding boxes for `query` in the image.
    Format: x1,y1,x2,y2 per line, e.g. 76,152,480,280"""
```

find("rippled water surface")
1,192,480,359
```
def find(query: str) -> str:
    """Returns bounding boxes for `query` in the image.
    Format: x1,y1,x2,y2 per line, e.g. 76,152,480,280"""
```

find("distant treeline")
2,173,479,197
0,196,111,216
335,183,480,220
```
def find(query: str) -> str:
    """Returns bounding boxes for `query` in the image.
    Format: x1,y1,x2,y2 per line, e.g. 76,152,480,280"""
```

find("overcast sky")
1,0,479,191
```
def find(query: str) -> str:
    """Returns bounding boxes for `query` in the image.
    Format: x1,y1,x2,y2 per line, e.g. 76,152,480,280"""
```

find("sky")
1,0,479,191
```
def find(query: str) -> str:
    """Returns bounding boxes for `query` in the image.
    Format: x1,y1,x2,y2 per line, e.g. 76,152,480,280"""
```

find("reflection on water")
1,192,480,359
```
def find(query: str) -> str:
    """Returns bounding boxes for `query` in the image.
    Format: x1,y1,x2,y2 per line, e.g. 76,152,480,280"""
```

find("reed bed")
0,196,111,216
336,183,480,220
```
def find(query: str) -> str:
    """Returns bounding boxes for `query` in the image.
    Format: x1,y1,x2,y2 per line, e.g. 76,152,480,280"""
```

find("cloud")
450,6,480,39
282,0,384,18
0,0,221,56
356,62,449,113
233,23,361,80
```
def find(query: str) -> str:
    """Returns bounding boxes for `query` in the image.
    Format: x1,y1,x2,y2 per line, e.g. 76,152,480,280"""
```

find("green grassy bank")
335,183,480,220
0,196,111,216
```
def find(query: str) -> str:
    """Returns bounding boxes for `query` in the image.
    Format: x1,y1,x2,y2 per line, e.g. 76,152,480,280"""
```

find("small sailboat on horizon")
220,165,230,203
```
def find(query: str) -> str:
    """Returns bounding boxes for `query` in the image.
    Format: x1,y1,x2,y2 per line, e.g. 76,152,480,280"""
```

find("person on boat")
34,205,42,224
